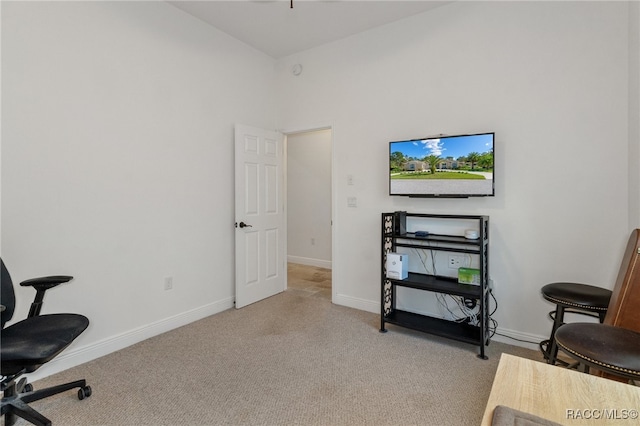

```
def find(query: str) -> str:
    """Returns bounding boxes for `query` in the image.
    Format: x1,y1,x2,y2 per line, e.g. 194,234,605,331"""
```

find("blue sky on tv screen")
390,133,493,160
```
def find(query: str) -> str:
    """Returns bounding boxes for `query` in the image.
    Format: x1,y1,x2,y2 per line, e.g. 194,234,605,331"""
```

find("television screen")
389,132,494,197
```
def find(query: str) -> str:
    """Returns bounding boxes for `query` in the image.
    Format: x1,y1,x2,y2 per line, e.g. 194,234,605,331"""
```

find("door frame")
282,123,335,302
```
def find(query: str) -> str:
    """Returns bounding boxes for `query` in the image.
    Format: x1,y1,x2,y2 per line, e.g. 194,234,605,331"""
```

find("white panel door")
234,124,285,308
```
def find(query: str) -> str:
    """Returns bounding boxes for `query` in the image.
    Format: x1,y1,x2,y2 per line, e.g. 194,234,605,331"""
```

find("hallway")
287,263,331,300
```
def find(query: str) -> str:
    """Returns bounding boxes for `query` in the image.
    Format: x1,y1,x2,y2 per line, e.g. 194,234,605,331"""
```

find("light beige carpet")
9,288,542,425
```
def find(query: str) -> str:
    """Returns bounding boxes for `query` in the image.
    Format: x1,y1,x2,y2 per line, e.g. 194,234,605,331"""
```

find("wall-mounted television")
389,132,494,198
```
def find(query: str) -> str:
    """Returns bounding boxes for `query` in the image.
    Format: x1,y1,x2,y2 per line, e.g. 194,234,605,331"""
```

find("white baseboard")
287,255,332,269
490,327,545,351
337,295,544,352
26,297,235,382
334,293,379,314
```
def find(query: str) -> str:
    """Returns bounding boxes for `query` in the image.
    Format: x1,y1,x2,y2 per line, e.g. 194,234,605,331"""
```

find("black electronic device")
389,132,495,198
393,211,407,236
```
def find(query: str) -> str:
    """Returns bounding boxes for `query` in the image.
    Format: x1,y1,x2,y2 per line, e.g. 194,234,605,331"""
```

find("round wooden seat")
555,323,640,381
540,282,612,364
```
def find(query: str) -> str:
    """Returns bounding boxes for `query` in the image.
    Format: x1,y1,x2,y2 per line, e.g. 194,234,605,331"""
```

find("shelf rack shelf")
380,212,490,359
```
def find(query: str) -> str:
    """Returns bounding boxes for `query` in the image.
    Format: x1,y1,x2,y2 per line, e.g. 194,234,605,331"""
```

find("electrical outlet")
448,255,465,269
164,276,173,291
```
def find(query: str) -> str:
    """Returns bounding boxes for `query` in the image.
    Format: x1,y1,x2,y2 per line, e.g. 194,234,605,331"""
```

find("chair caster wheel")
23,383,33,393
78,385,92,400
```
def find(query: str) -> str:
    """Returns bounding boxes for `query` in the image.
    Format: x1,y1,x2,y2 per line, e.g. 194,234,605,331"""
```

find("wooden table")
482,353,640,425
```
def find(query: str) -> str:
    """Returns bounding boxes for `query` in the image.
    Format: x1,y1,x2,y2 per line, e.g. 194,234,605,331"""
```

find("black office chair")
1,258,92,426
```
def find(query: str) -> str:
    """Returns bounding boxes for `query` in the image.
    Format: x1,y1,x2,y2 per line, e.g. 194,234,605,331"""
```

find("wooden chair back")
604,228,640,331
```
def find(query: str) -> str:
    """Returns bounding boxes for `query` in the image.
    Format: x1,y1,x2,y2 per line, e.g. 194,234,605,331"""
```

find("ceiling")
168,1,451,59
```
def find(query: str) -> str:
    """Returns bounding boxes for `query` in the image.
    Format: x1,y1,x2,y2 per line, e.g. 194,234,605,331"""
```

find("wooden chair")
554,229,640,382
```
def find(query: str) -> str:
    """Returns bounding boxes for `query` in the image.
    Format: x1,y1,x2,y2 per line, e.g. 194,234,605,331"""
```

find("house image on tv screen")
389,133,495,197
404,161,427,171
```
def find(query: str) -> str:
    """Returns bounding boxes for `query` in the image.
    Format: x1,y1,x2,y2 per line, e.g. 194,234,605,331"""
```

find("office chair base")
1,379,91,426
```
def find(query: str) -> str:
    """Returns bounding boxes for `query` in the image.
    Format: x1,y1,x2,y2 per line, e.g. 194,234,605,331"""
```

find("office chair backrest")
1,258,17,328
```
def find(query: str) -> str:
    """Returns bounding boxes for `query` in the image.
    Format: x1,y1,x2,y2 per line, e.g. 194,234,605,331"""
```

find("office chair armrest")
20,276,74,317
20,275,74,291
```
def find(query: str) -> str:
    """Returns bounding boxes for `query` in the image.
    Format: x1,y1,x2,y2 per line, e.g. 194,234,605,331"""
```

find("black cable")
489,318,498,338
488,288,498,337
487,291,539,344
494,332,540,345
489,288,498,316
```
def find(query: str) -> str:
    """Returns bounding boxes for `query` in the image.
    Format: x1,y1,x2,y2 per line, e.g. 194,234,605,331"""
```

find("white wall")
1,1,276,373
287,129,332,268
276,1,632,342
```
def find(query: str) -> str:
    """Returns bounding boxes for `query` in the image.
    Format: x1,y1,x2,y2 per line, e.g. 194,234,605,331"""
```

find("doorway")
285,128,333,300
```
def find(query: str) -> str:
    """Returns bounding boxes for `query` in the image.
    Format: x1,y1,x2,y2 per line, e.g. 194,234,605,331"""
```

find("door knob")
238,221,252,228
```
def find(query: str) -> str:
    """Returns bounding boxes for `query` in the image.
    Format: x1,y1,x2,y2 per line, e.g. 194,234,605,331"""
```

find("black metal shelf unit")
380,212,491,359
